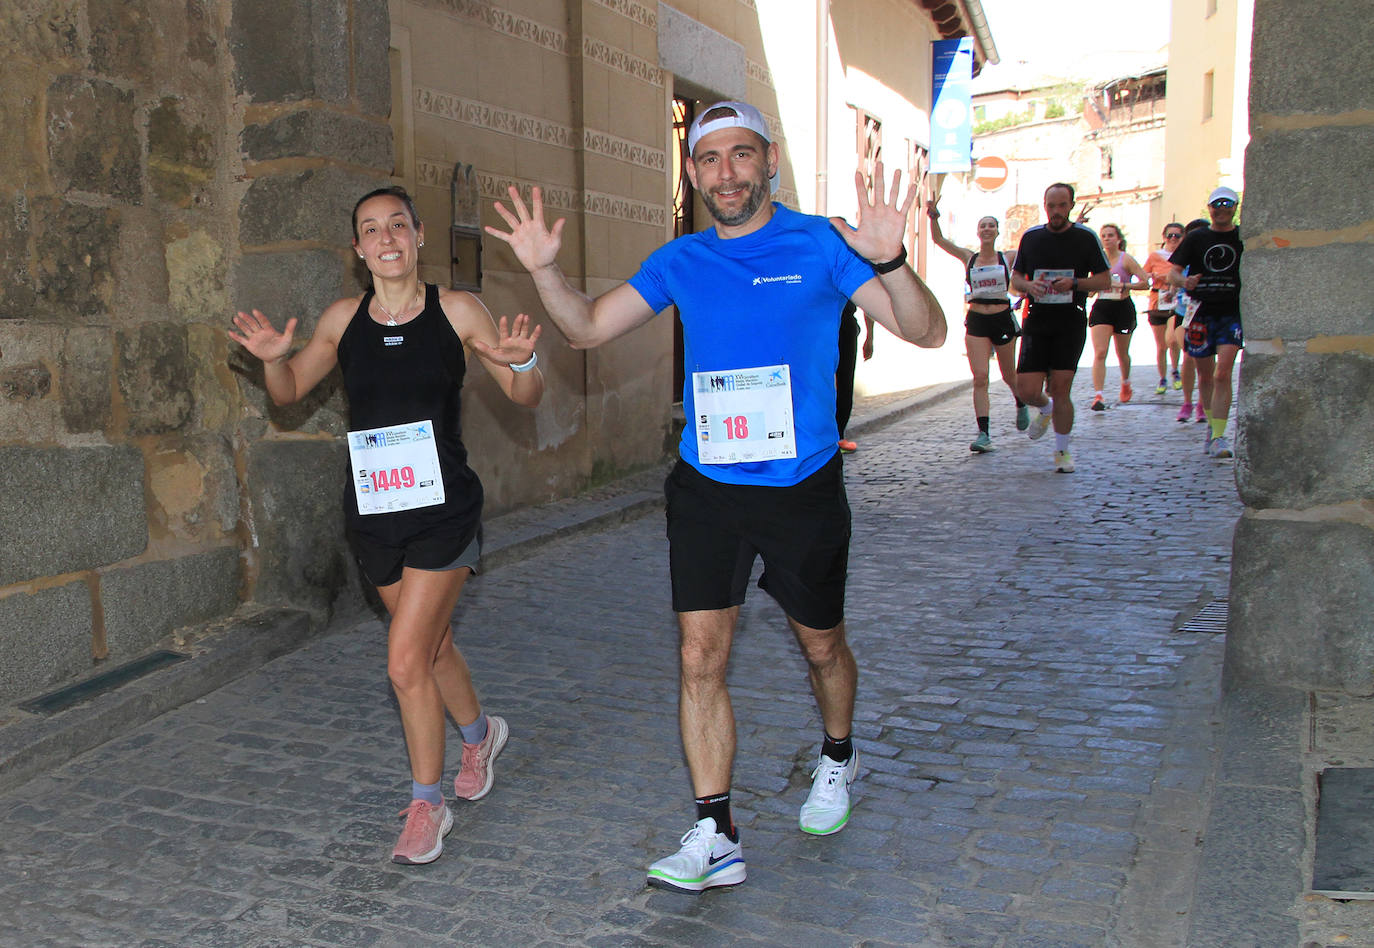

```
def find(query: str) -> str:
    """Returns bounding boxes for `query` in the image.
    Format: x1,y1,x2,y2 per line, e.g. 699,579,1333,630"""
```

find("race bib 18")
692,364,796,465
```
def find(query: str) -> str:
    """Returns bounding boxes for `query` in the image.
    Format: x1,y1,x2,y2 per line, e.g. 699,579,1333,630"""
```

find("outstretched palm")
472,313,543,367
229,309,296,364
485,186,565,274
830,161,914,264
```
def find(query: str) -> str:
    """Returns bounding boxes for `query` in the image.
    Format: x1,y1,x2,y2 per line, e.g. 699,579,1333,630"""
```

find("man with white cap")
1168,186,1244,458
486,100,945,892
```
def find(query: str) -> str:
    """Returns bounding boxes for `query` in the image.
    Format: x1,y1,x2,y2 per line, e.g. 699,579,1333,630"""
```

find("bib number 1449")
370,467,416,491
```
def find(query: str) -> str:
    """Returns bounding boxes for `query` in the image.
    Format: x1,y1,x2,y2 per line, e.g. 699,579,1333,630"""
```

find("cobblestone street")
0,373,1249,946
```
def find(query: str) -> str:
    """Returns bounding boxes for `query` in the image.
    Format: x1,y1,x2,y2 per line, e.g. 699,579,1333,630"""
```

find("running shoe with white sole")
647,817,746,893
970,432,994,453
454,714,508,801
1028,410,1052,440
392,799,453,865
799,751,859,835
1210,436,1233,458
1054,450,1075,473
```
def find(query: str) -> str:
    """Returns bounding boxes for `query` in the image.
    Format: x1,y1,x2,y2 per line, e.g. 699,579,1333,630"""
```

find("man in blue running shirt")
486,101,945,892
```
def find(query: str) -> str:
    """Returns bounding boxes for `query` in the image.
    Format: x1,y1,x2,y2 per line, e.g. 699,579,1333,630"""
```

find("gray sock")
411,779,443,806
458,713,488,746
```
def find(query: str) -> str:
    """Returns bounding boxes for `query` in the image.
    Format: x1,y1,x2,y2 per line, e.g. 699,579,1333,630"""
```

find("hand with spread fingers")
229,309,297,365
485,186,565,274
471,313,543,368
829,161,915,266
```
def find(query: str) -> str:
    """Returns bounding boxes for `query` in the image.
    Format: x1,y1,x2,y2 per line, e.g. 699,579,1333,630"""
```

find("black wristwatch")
872,246,908,274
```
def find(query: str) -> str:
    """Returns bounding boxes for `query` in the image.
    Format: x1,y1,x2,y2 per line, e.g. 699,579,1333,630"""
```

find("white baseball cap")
687,101,779,194
1208,185,1239,206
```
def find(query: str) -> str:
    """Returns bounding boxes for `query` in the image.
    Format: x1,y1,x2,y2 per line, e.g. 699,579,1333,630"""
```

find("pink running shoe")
1195,402,1207,422
1176,402,1192,422
454,714,509,801
391,799,453,865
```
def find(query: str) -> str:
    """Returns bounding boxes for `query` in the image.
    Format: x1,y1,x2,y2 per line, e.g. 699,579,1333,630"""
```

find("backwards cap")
686,101,779,194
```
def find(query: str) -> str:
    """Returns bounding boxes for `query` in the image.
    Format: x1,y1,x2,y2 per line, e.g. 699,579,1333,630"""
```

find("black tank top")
337,283,482,545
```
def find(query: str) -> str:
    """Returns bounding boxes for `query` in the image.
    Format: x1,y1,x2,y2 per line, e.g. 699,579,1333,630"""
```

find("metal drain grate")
18,649,188,716
1177,598,1229,634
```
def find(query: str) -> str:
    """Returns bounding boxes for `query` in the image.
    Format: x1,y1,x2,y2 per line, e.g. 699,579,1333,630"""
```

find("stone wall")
1225,0,1374,693
0,0,387,705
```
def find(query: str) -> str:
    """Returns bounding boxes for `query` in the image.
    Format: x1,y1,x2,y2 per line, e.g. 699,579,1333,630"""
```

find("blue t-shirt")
627,204,876,486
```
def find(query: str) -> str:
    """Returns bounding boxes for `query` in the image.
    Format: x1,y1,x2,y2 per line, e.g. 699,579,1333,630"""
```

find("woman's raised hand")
229,309,297,365
471,313,543,367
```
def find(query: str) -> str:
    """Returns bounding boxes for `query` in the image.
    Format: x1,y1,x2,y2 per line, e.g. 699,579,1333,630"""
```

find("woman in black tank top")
229,187,544,866
927,199,1028,454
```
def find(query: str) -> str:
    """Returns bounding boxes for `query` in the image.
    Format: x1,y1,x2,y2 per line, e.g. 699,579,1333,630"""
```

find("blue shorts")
1184,317,1243,359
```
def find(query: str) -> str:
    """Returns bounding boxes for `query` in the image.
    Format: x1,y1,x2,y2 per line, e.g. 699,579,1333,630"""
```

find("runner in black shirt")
1168,185,1244,458
1010,183,1110,473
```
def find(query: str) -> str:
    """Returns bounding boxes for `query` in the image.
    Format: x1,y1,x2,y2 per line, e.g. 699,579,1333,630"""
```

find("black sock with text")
822,732,853,764
694,792,736,840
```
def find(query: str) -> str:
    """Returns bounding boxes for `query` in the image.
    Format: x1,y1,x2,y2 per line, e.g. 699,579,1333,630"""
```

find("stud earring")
418,240,424,247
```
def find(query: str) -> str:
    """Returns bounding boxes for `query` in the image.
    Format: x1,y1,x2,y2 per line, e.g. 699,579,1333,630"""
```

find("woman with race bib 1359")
928,199,1028,453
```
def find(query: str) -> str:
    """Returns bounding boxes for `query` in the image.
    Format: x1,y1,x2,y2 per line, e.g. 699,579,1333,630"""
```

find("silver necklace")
374,287,422,326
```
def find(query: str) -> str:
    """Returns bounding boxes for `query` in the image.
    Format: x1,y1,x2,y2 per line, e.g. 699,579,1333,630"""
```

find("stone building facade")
0,0,993,705
948,67,1165,266
1224,0,1373,694
1161,0,1252,226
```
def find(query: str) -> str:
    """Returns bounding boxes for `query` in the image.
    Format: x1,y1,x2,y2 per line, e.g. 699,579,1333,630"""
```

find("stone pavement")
1,370,1372,947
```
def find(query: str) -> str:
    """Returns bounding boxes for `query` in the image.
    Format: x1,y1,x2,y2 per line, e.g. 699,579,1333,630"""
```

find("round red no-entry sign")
974,156,1009,191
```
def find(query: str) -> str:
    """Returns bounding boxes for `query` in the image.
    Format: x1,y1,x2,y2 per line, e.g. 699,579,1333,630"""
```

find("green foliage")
973,109,1035,135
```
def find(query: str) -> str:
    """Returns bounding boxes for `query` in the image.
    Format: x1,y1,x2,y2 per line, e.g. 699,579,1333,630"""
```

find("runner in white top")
927,199,1027,453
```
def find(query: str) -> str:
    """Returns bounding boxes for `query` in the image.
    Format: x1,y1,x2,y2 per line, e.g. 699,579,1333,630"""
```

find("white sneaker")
799,751,859,835
1053,449,1075,474
1210,435,1233,458
1027,410,1052,440
646,817,745,893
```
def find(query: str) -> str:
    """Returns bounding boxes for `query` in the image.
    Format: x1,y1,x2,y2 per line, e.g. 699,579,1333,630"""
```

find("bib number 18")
723,415,749,440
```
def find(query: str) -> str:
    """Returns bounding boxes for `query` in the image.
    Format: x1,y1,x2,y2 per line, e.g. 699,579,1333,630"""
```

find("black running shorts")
664,455,850,630
350,524,482,588
964,307,1020,346
1017,311,1088,374
1088,298,1137,334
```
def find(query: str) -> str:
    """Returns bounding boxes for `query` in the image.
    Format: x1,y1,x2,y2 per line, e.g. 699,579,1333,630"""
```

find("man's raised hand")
485,186,565,274
829,161,915,265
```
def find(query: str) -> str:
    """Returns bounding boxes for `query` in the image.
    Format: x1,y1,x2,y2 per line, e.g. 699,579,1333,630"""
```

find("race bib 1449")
347,419,445,515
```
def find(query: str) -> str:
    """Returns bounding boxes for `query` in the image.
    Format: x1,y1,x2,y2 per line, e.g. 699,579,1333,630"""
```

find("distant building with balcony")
931,58,1167,262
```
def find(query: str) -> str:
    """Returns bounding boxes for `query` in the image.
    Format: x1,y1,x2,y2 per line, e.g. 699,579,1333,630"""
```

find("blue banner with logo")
930,37,974,172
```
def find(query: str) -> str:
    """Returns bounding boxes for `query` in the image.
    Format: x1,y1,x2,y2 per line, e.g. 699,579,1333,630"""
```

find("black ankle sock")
976,416,990,434
822,732,853,763
694,792,736,840
1015,397,1026,407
